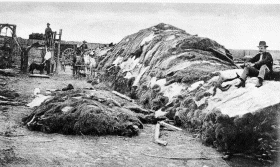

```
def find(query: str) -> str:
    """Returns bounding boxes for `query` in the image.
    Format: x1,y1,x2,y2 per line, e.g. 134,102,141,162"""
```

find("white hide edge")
119,57,140,72
162,83,186,102
33,88,40,96
165,60,218,75
140,33,155,46
165,35,176,41
155,108,168,118
124,72,133,79
150,77,186,103
133,66,149,86
188,81,204,91
61,106,73,114
27,94,52,108
113,56,123,66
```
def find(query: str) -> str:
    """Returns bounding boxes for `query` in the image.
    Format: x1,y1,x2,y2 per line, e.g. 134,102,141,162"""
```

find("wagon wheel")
62,48,75,65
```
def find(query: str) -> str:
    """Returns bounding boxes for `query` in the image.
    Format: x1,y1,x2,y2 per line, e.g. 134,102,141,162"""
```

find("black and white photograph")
0,0,279,166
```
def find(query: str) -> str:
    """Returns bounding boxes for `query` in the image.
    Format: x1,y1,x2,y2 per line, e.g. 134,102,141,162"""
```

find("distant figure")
235,41,273,88
44,48,52,75
72,53,77,76
61,56,66,72
80,40,88,55
1,42,12,68
50,55,56,73
108,42,114,47
45,23,53,47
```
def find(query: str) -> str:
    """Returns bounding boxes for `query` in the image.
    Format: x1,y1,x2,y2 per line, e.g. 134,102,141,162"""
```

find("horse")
83,51,97,79
74,55,86,79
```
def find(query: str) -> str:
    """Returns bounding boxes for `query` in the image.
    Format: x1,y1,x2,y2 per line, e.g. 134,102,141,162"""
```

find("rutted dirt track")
0,69,268,167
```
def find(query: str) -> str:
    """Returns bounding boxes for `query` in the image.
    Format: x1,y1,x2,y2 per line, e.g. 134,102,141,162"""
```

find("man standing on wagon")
45,23,53,47
80,40,88,56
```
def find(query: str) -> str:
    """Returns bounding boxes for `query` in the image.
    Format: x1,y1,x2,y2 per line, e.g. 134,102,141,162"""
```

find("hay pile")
22,89,149,137
96,23,279,163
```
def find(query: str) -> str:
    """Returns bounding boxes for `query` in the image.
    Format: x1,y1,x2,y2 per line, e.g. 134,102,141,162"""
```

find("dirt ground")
0,67,274,167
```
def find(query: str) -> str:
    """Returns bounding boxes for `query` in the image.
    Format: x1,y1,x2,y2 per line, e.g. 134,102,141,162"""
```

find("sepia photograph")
0,0,279,166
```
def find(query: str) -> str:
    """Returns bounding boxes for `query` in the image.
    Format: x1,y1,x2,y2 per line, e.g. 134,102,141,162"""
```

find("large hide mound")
22,89,145,137
96,23,279,163
98,23,236,103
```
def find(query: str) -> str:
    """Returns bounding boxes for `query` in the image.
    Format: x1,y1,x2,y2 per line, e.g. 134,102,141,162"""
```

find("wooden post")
50,49,55,74
154,123,168,146
55,29,62,74
21,47,29,73
13,26,17,37
50,31,56,74
159,121,182,131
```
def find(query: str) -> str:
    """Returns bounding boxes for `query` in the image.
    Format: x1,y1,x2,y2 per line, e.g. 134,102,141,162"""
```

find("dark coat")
80,43,88,52
248,52,273,72
45,27,52,37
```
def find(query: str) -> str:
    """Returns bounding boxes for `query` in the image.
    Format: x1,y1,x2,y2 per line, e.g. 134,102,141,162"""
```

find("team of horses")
26,44,106,79
73,49,98,79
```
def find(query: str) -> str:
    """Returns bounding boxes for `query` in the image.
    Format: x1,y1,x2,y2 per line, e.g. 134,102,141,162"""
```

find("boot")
255,77,263,88
235,78,245,88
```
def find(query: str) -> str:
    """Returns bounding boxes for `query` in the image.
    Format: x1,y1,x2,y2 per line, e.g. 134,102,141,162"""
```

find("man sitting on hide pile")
236,41,273,88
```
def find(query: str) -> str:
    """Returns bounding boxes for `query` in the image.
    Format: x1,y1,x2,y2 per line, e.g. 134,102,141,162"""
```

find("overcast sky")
1,2,280,50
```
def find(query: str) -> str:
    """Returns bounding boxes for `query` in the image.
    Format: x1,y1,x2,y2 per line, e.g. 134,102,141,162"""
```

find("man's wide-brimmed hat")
258,41,268,47
47,23,50,25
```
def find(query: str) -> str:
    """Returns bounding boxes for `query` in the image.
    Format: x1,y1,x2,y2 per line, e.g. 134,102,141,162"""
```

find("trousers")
72,63,77,76
46,36,52,47
45,60,51,74
241,65,270,80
